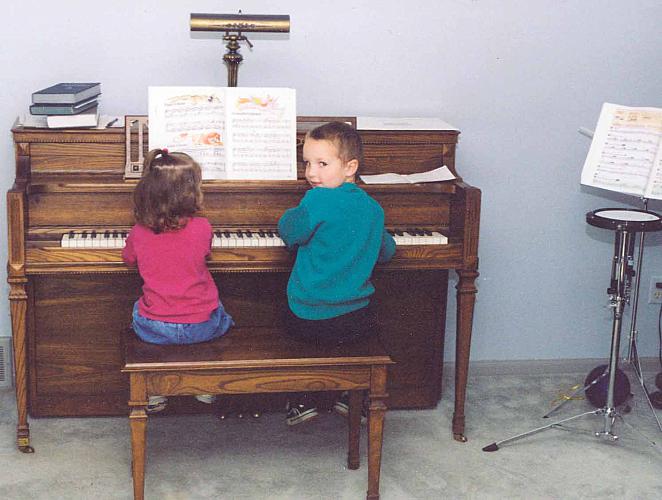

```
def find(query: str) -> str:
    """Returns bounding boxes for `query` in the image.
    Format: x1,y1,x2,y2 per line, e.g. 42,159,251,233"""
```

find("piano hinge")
124,116,149,179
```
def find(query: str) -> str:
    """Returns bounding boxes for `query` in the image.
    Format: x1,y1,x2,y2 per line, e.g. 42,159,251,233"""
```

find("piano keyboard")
60,228,448,248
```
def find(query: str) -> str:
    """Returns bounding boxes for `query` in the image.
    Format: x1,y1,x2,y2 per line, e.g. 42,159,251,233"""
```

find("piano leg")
453,268,479,442
9,279,33,453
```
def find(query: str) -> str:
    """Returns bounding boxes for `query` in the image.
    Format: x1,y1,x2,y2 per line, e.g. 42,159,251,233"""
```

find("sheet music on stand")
580,103,662,200
148,86,297,180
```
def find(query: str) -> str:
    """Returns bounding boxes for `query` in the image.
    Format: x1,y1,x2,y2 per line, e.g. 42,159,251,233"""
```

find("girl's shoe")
195,394,217,404
147,396,167,413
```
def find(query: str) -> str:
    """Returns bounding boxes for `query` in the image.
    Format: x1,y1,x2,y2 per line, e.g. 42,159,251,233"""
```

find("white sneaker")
195,394,217,404
147,396,167,413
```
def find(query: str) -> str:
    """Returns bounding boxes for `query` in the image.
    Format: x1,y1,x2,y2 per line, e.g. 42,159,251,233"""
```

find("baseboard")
444,357,661,377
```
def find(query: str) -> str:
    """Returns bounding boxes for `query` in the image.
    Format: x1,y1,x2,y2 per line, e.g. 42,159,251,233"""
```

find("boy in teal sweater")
278,121,396,425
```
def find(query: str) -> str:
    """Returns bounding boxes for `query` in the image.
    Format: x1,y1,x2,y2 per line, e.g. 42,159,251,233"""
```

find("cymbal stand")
624,199,662,432
483,223,657,452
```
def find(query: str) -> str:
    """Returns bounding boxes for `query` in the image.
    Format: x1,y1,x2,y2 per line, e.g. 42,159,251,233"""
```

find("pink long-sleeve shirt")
122,217,219,323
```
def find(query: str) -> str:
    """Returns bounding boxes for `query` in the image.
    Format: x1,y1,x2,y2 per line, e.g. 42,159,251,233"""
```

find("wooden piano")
7,116,480,452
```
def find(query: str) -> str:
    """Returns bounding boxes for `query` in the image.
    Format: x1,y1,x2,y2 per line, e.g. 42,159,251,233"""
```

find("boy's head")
303,121,363,188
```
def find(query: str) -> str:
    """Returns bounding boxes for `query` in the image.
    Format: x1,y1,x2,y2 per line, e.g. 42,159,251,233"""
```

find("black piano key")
104,230,110,238
246,230,253,237
81,231,88,238
91,230,97,238
237,231,244,238
258,230,266,237
394,229,404,236
223,231,231,238
266,231,275,237
68,230,75,238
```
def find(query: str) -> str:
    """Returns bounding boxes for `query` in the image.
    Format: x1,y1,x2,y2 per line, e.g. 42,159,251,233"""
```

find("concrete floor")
1,369,661,499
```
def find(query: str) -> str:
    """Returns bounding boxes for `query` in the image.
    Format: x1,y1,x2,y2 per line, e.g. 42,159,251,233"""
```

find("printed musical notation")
581,103,662,200
149,86,297,180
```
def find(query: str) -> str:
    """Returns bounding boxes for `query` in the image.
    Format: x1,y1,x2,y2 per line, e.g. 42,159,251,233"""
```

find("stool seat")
122,327,393,500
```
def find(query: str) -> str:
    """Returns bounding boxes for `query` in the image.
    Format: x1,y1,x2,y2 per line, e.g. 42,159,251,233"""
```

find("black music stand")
483,208,662,452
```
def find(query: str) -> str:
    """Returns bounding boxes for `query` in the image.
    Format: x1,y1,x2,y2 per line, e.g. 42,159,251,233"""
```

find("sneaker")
286,401,319,426
195,394,217,404
333,392,367,424
147,396,167,413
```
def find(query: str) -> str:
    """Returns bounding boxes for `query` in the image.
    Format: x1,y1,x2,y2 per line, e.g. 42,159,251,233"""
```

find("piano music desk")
122,327,393,500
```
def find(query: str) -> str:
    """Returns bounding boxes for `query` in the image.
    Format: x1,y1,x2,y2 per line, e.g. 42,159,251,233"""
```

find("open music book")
581,103,662,200
148,86,297,180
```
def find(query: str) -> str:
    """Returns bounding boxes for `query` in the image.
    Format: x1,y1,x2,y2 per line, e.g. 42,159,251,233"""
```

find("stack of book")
30,82,101,128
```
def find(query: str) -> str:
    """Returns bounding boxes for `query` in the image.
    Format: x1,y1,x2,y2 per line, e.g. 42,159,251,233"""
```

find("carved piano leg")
453,268,479,442
9,279,32,453
366,366,388,500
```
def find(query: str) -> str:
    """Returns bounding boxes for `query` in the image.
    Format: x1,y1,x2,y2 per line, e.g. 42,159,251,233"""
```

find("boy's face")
303,138,358,189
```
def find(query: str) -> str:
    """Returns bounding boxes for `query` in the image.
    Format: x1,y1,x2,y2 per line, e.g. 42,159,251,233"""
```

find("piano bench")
121,327,393,500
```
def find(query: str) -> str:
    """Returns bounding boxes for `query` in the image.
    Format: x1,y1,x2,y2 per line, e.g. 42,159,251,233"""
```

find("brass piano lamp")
190,13,290,87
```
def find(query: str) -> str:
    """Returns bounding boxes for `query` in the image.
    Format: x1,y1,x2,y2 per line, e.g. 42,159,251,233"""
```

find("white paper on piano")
580,102,662,200
356,116,458,131
148,86,297,180
360,166,455,184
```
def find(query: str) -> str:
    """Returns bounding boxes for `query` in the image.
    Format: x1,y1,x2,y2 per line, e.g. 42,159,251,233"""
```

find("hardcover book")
46,107,99,128
32,82,101,104
29,96,99,115
148,86,297,180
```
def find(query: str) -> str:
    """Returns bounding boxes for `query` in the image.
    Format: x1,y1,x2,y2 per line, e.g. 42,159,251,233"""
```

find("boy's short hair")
307,121,364,168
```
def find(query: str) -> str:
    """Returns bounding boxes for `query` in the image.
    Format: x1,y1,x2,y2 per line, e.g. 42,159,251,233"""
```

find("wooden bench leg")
130,407,147,500
367,366,388,500
347,390,362,469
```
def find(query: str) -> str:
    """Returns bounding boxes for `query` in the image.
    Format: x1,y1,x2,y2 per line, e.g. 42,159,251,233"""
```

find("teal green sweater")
278,183,396,320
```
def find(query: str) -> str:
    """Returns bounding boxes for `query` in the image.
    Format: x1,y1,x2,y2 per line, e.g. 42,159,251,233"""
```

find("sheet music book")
581,102,662,199
148,86,297,180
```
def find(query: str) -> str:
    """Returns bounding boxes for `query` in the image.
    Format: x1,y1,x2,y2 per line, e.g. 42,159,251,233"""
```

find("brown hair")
133,149,203,233
306,121,364,169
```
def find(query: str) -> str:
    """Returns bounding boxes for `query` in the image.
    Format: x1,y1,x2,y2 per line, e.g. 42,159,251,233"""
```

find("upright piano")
7,116,480,452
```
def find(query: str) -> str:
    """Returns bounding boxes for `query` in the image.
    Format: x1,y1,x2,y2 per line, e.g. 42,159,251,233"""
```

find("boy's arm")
377,228,396,263
278,203,316,248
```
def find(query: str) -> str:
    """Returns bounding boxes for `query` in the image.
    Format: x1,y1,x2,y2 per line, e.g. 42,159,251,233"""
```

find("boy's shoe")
195,394,217,404
286,401,319,426
333,391,367,424
147,396,167,413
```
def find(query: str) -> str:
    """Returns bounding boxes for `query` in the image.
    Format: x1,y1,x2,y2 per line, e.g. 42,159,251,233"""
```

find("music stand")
483,207,662,452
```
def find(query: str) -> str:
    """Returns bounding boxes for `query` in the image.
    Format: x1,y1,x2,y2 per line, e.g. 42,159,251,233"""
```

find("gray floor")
1,369,661,500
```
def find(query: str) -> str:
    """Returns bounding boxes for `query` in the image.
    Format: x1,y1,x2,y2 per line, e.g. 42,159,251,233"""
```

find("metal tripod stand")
483,207,662,452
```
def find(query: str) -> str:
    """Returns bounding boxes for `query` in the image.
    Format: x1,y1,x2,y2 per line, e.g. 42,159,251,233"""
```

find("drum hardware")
483,207,662,452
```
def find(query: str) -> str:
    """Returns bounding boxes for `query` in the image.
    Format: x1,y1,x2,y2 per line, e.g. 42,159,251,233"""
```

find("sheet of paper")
225,87,297,180
581,103,662,199
149,86,227,179
360,165,455,184
356,116,458,131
